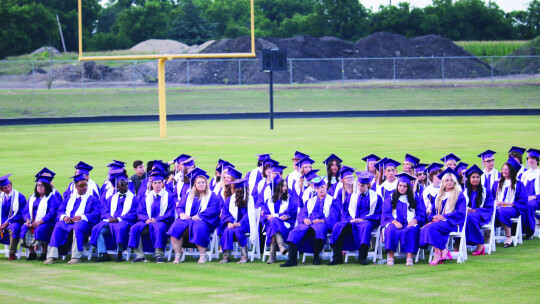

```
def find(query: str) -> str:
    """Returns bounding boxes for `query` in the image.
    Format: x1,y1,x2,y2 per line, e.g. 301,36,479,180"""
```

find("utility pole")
56,14,67,53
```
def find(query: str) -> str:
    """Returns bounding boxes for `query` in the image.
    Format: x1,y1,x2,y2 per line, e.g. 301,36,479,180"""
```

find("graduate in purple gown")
34,167,63,204
89,171,138,262
286,151,309,192
170,154,191,185
20,173,60,261
463,165,495,256
520,148,540,239
246,153,272,199
219,178,256,264
478,150,500,199
298,169,319,209
455,162,469,189
362,154,381,192
420,168,466,265
382,173,426,266
63,161,100,200
293,156,316,206
209,159,232,192
257,164,288,209
422,163,444,222
323,154,342,196
128,170,175,263
173,158,197,201
168,168,221,264
376,159,401,201
261,176,297,264
494,157,528,247
0,174,27,261
99,161,135,201
280,176,340,267
508,146,527,180
331,166,356,202
252,158,279,209
402,154,420,176
45,174,100,264
328,171,383,265
137,161,171,200
413,163,429,198
441,153,460,170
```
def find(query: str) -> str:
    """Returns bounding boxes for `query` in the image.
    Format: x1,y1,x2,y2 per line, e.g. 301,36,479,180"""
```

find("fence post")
491,57,494,85
289,59,293,85
81,62,84,92
132,61,136,92
441,58,445,86
341,58,344,88
32,62,35,93
238,59,242,86
187,60,190,85
393,58,396,87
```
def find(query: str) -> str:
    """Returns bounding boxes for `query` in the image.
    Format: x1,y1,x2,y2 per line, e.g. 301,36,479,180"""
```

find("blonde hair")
187,176,210,202
435,173,462,215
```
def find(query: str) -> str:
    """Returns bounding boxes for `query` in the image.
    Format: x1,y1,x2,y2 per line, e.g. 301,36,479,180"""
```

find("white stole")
268,196,290,228
184,192,211,218
28,193,51,222
145,189,168,218
522,168,540,194
463,186,487,209
306,195,333,218
110,191,135,218
248,167,261,192
497,180,515,204
349,190,378,219
64,191,90,219
2,190,20,222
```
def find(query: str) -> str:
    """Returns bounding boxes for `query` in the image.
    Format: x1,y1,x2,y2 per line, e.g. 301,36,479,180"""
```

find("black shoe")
525,233,534,240
131,257,148,263
503,242,513,248
26,252,37,261
280,260,298,267
359,259,368,265
326,259,343,266
97,254,111,262
156,256,165,263
313,258,321,266
116,252,124,263
39,253,47,261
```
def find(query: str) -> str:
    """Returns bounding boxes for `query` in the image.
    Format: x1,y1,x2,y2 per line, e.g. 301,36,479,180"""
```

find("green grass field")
0,85,539,118
1,116,540,303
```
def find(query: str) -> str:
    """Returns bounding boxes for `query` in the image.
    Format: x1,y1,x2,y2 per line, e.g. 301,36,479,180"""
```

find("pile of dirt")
30,46,60,55
494,37,540,74
130,39,215,54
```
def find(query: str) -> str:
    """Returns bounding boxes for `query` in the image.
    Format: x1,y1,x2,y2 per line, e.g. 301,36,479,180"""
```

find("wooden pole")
56,14,67,53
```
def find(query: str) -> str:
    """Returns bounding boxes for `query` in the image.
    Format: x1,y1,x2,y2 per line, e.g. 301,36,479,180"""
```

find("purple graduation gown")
464,187,494,245
330,190,383,250
220,196,250,250
382,195,426,253
521,175,540,234
128,191,175,251
167,192,221,248
0,191,26,245
19,194,59,243
420,192,466,250
260,191,298,246
286,194,340,253
495,180,528,228
49,193,100,252
89,192,139,250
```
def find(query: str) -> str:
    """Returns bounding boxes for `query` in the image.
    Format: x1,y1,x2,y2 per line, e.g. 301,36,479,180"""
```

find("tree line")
1,0,539,59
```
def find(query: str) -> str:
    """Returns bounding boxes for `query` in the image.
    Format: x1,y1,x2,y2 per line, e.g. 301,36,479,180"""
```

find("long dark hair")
498,163,517,192
272,179,288,203
224,183,235,199
390,183,416,211
466,172,484,208
34,182,53,197
262,164,271,178
326,160,341,189
234,186,249,208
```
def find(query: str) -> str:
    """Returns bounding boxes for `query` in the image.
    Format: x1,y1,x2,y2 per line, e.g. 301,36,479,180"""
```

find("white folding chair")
534,210,540,238
302,233,332,263
344,227,382,263
428,213,468,263
494,215,523,247
0,244,22,259
479,207,497,254
168,229,218,262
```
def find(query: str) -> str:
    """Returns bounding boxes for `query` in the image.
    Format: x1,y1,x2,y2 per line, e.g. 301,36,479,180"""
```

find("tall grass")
455,40,528,64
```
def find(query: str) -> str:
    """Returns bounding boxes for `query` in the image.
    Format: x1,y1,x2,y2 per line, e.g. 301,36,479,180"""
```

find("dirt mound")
495,37,540,74
31,46,60,55
130,39,191,54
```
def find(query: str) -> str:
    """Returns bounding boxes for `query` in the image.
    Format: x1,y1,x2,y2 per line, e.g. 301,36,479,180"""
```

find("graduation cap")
426,162,444,174
362,154,381,163
262,158,280,167
70,173,88,183
527,148,540,158
383,158,401,169
255,153,273,162
189,168,210,185
231,177,250,199
107,161,125,170
338,165,356,178
455,162,469,175
151,160,168,172
271,165,287,174
173,154,191,163
149,170,167,182
414,163,429,173
437,168,459,181
110,170,128,186
270,175,283,195
74,161,93,175
310,176,326,188
35,167,56,178
301,169,319,182
464,164,483,178
0,174,12,187
508,146,526,155
477,150,496,161
440,153,461,163
374,157,388,171
181,157,197,167
404,154,420,166
224,167,243,180
293,151,309,160
216,161,235,173
505,157,522,172
323,154,342,165
356,171,374,184
295,156,315,168
35,175,54,184
396,173,416,185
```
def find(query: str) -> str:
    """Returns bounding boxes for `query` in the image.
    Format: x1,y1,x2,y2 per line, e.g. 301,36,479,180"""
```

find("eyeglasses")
417,172,426,176
76,183,88,188
484,159,495,163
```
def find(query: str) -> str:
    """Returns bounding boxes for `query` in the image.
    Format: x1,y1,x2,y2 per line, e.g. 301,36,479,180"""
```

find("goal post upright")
77,0,257,138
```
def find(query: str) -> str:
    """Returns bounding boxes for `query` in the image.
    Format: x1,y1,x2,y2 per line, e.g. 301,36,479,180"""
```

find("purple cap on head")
173,154,191,163
527,148,540,158
464,164,483,178
437,168,459,181
356,171,374,184
231,177,249,189
506,157,522,172
35,167,56,178
0,174,12,187
383,158,401,169
323,154,343,165
271,165,287,174
262,158,280,167
107,162,125,170
70,173,88,183
189,168,210,185
151,160,168,173
110,170,128,185
338,165,356,178
310,176,326,188
414,163,429,173
35,175,54,184
440,153,461,163
404,154,420,166
362,154,381,163
255,153,273,162
396,173,416,185
293,151,309,160
455,162,469,175
374,157,387,170
181,157,197,167
217,161,235,172
296,156,315,168
224,167,243,180
426,162,444,173
301,169,319,182
508,146,526,155
149,171,167,182
477,150,496,161
74,161,93,175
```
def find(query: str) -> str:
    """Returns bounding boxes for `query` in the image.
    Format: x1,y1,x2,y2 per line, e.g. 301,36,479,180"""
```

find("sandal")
429,253,441,266
406,258,414,266
386,258,394,266
503,242,512,248
197,253,207,264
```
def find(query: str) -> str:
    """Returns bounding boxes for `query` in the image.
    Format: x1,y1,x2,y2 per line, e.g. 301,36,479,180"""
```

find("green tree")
371,2,425,37
314,0,370,40
168,0,215,45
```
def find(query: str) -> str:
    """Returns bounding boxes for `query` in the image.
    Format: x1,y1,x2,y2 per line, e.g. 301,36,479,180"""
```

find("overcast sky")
361,0,532,12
